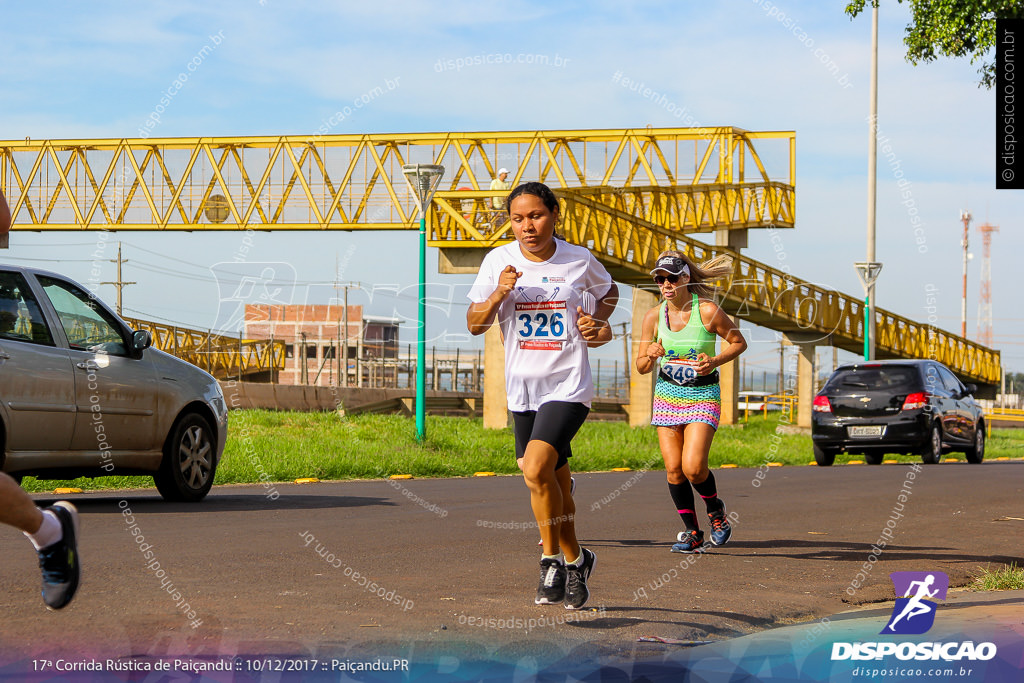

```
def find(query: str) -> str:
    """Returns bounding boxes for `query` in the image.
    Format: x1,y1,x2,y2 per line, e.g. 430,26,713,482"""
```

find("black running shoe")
535,558,566,605
564,547,595,610
37,502,80,610
670,529,707,554
708,507,732,546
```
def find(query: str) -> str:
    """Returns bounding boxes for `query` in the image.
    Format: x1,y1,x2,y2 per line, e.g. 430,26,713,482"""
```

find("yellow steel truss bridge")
122,317,285,381
0,127,999,385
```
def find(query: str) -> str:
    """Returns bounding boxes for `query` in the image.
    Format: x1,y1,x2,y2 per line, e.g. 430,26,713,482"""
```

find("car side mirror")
131,329,153,355
964,383,978,396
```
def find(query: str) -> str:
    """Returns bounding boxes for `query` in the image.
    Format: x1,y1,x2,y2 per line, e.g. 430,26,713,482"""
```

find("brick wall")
244,303,363,386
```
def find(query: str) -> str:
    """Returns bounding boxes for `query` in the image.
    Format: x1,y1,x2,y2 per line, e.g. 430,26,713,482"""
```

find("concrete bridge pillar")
714,227,747,426
718,351,740,426
628,287,658,427
783,332,819,429
482,324,509,429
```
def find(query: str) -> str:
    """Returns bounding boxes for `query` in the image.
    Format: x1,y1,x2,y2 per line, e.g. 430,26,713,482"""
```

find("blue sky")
2,1,1020,376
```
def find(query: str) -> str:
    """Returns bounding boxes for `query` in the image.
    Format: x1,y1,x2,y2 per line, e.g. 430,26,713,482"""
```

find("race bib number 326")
515,301,567,350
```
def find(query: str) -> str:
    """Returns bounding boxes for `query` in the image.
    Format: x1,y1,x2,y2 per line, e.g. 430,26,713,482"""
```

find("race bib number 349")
515,301,567,350
661,358,699,384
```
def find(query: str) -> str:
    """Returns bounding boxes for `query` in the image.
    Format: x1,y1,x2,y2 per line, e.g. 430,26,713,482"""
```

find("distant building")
244,304,400,386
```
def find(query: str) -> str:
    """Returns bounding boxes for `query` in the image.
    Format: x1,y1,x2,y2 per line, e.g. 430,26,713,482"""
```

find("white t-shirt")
468,240,614,411
489,178,512,209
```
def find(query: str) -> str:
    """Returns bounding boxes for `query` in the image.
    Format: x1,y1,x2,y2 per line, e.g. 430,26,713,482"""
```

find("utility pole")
100,242,136,316
613,322,629,373
342,285,349,387
300,331,308,385
334,279,358,387
778,338,785,394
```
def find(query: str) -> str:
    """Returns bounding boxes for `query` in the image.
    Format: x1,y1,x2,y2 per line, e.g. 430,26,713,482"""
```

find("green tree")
1006,371,1024,396
846,0,1024,88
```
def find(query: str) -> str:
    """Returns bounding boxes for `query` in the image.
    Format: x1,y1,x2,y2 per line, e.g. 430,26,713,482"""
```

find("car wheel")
864,453,883,465
965,423,985,464
813,444,836,467
154,413,217,502
920,423,942,465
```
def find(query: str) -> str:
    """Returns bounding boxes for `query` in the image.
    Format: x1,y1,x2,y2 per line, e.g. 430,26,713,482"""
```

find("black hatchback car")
811,359,985,466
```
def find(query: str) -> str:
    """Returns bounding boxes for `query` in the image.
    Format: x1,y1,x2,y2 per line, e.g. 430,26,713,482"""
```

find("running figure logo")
882,571,949,635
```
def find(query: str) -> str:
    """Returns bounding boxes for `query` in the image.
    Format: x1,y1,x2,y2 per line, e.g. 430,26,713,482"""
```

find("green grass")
971,563,1024,591
17,410,1024,493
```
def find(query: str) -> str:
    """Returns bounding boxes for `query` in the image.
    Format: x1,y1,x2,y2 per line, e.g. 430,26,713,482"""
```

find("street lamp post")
402,164,445,442
861,3,880,361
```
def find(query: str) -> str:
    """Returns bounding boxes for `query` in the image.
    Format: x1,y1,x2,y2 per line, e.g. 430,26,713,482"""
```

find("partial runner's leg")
659,426,700,532
0,472,44,534
681,422,732,545
521,441,570,557
0,473,80,609
554,462,580,562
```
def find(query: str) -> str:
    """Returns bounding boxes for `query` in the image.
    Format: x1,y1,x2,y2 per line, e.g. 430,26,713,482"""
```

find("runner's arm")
467,264,519,335
592,282,618,325
696,303,747,374
467,297,501,335
577,282,619,347
634,307,663,375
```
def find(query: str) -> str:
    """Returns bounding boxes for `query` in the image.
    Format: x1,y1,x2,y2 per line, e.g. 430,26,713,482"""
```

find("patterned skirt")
651,376,721,429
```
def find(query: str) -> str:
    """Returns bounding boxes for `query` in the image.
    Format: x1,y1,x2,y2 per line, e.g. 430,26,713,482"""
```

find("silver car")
0,264,227,501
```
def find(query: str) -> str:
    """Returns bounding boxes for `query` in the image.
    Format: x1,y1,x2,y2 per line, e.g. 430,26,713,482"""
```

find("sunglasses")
654,274,681,285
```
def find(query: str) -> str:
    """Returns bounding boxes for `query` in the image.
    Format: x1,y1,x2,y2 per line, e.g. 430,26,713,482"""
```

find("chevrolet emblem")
859,397,871,402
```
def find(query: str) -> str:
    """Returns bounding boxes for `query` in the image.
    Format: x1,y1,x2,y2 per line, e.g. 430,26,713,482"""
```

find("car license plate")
848,425,884,438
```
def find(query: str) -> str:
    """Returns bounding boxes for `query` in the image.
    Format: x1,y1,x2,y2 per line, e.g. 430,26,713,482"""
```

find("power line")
0,256,94,263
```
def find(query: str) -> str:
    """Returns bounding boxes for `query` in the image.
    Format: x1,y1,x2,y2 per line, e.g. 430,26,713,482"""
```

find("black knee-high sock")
693,472,724,514
668,482,699,531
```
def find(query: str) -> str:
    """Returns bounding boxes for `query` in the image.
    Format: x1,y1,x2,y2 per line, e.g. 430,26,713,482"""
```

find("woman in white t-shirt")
467,181,618,610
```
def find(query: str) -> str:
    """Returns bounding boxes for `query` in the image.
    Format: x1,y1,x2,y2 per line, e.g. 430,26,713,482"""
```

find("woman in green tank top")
635,250,747,553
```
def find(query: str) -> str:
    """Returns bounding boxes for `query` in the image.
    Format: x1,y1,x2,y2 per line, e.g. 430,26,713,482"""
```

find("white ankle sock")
26,510,62,550
541,552,564,564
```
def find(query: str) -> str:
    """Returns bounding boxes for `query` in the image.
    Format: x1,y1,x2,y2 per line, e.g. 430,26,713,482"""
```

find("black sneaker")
670,529,707,554
37,502,80,610
535,558,566,605
563,547,595,610
708,507,732,546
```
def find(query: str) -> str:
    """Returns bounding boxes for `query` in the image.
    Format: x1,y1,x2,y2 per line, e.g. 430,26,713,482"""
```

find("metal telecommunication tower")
977,222,999,348
959,210,971,337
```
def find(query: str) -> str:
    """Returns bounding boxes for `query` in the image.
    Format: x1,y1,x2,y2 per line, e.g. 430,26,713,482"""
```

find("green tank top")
657,294,716,377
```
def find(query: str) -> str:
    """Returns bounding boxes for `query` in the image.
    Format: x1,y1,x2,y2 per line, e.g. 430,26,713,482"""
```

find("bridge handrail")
124,316,285,378
541,190,1001,384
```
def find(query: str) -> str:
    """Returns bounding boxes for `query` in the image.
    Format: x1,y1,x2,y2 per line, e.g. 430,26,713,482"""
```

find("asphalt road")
1,461,1022,673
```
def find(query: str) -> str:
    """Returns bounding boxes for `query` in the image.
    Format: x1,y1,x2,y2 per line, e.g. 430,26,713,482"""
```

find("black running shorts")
512,401,590,471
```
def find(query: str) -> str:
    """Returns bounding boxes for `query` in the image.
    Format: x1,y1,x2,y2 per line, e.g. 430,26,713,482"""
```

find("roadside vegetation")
971,563,1024,592
18,410,1024,492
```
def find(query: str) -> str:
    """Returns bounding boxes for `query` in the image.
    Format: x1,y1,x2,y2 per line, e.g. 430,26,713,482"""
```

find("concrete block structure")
244,304,398,386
